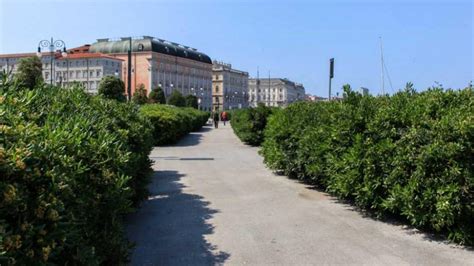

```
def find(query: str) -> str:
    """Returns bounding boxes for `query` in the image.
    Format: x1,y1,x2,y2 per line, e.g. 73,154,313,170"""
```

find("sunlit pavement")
126,122,474,265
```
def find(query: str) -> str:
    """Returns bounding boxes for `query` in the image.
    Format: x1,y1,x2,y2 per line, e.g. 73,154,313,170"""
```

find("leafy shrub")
148,86,165,104
167,90,185,107
0,82,154,264
98,76,126,101
231,104,274,146
260,85,474,245
141,104,209,145
13,56,43,89
185,95,198,109
132,84,148,105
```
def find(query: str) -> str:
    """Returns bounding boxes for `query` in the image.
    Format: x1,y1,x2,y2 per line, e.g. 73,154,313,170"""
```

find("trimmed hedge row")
0,84,154,264
230,104,274,146
140,104,209,145
260,85,474,245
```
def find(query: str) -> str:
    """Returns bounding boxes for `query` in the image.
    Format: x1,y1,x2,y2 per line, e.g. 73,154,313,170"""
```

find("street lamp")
37,37,66,85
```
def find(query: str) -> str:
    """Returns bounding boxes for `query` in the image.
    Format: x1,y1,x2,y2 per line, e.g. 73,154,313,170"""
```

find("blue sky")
0,0,472,96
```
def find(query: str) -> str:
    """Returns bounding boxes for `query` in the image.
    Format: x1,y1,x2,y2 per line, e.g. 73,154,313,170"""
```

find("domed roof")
89,36,212,64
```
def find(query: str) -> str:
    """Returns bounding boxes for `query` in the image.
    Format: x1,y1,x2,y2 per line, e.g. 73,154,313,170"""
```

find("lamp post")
64,52,69,85
37,37,66,85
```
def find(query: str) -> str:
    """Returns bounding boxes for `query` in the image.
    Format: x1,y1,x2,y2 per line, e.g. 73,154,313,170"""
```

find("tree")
98,76,126,101
14,56,43,89
132,84,148,105
148,86,166,104
167,90,186,107
185,95,199,109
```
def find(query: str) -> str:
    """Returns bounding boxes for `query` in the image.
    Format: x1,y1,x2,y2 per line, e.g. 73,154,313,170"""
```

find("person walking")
213,112,219,129
221,111,228,126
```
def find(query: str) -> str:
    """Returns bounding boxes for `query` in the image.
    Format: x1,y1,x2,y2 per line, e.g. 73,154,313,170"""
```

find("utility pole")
380,37,385,95
329,58,334,100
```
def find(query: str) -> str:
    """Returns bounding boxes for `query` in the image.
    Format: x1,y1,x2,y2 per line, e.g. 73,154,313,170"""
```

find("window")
97,70,101,77
215,85,219,92
90,71,94,77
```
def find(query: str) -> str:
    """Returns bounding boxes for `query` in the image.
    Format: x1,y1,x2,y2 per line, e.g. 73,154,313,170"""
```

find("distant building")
360,87,369,96
0,50,122,93
248,78,305,107
0,52,57,83
305,94,327,102
212,61,249,111
56,52,123,94
89,36,213,111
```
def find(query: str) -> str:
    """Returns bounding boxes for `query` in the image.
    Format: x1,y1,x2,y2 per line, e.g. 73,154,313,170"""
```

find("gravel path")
126,123,474,265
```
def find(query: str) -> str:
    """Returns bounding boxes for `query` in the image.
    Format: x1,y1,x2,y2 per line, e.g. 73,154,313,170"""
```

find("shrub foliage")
141,104,209,145
0,83,154,264
13,56,44,89
260,85,474,245
98,76,126,101
148,86,165,104
132,84,148,105
167,90,186,107
231,104,274,146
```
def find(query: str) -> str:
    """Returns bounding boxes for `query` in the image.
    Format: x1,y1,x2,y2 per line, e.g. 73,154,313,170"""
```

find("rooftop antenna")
380,36,385,95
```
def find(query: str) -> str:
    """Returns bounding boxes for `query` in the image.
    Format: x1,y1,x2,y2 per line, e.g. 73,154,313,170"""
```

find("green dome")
89,36,212,64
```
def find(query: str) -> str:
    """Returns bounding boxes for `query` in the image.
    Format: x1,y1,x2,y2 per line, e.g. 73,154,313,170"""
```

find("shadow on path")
126,170,230,265
162,126,213,147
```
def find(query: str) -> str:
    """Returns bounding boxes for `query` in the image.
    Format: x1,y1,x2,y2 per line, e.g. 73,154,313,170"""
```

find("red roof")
57,53,123,61
68,44,91,54
0,52,52,59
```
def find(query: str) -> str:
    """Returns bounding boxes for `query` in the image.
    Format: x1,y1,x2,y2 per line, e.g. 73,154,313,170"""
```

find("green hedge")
260,85,474,245
140,104,209,145
231,104,274,146
0,84,154,264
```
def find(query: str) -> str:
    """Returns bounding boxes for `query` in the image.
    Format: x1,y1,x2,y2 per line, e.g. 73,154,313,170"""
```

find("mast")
380,37,385,95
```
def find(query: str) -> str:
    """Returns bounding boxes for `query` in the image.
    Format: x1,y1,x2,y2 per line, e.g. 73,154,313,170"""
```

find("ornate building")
89,36,213,111
0,50,122,93
212,61,249,111
248,78,305,107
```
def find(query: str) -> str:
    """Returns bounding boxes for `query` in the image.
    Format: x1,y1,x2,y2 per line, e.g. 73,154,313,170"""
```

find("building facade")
0,52,56,83
248,78,306,107
212,61,249,112
89,36,213,111
0,51,122,94
55,53,123,94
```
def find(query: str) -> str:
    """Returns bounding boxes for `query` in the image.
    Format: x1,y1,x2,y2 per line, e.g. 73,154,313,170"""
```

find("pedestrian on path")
221,111,228,126
213,112,219,129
